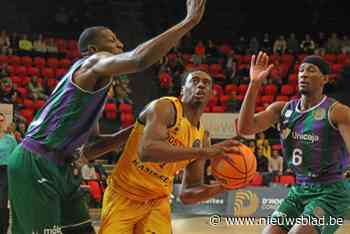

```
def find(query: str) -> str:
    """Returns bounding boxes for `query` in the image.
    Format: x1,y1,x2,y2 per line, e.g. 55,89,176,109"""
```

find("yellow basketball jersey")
109,97,205,201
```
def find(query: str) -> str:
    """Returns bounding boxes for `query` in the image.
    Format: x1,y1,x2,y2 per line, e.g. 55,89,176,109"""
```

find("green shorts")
7,145,92,234
271,181,350,234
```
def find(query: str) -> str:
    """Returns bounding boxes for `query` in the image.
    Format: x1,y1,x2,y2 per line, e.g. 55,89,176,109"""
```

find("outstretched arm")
81,125,133,162
238,51,285,135
75,0,206,91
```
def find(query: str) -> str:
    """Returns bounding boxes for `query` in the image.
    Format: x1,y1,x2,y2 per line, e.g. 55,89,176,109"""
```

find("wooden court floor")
171,216,350,234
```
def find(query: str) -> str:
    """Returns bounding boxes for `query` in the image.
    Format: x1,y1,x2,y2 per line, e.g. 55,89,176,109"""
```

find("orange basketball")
211,143,257,189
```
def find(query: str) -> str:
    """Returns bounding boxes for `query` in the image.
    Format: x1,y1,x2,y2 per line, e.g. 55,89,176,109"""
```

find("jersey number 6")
292,148,303,166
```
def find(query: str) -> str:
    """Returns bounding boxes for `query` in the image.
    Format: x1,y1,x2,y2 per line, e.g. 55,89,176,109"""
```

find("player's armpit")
331,103,350,154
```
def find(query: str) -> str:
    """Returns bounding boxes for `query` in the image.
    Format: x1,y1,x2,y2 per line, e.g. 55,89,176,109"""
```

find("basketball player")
238,52,350,234
98,70,241,234
0,113,17,234
7,0,207,233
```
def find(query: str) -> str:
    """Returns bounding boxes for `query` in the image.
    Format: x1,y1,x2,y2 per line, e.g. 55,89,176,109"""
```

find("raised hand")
213,139,242,155
250,51,274,83
185,0,206,25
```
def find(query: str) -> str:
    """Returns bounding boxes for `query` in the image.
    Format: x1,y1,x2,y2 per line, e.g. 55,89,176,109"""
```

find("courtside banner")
0,103,13,123
171,184,288,217
200,113,255,139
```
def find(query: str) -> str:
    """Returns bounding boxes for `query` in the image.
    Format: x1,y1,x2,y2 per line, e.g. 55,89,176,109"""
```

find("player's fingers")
256,51,263,65
223,146,242,155
250,54,256,68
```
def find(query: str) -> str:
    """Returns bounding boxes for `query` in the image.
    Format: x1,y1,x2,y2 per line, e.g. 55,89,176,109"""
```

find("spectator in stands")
235,36,247,55
273,35,287,55
286,33,300,54
0,77,15,104
81,161,98,181
28,76,48,100
206,40,220,64
326,32,341,54
314,32,327,51
248,140,256,154
226,90,240,112
268,149,283,177
93,160,108,189
247,36,259,55
261,33,272,53
16,122,27,142
0,112,17,234
46,38,58,57
193,40,206,64
9,32,19,53
33,34,47,56
113,75,133,104
18,34,33,56
0,30,10,55
256,147,268,173
225,50,238,81
300,34,316,54
341,35,350,54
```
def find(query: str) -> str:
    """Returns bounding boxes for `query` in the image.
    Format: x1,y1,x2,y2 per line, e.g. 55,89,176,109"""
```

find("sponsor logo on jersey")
285,110,293,118
313,108,326,120
291,132,319,144
281,128,291,140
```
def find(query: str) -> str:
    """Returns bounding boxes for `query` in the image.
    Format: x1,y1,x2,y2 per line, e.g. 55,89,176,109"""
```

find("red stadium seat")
211,106,225,113
324,53,337,64
280,84,295,96
197,64,209,72
213,84,224,97
204,106,211,112
220,95,230,107
275,95,289,102
17,66,27,76
47,78,59,90
337,53,350,65
250,174,263,186
34,57,46,68
238,84,249,96
20,56,33,66
59,58,71,68
278,175,295,185
27,66,40,77
16,87,29,98
331,64,343,74
23,98,35,109
8,55,20,65
263,84,278,96
255,106,265,113
20,76,31,87
34,100,45,110
281,54,294,65
19,108,34,123
41,67,55,79
55,68,67,79
47,57,59,68
208,96,218,108
120,113,134,127
288,73,298,85
119,103,133,113
10,76,21,86
261,95,274,105
87,180,102,202
0,55,8,64
224,84,237,94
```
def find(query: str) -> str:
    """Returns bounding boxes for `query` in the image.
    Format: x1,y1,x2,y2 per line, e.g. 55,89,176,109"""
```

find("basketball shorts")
7,145,93,234
99,186,172,234
0,165,8,208
271,180,350,234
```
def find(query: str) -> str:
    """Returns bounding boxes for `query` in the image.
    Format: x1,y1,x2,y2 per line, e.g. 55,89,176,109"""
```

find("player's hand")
185,0,206,25
213,139,242,155
250,51,274,84
72,146,89,171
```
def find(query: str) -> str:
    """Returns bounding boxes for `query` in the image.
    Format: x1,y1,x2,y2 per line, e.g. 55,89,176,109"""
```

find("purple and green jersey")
279,96,349,184
21,57,111,164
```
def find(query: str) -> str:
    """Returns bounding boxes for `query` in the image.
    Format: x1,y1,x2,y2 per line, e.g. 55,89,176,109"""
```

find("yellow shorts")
98,186,172,234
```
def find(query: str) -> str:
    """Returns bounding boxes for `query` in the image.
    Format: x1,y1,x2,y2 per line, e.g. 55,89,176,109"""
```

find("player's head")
0,113,5,132
298,55,330,96
78,26,124,56
181,71,213,107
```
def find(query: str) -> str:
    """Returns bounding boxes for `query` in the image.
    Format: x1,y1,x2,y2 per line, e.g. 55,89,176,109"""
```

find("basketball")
211,143,257,189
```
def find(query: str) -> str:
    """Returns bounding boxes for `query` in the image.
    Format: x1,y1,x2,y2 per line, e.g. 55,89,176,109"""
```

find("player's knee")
262,224,288,234
62,223,96,234
289,224,318,234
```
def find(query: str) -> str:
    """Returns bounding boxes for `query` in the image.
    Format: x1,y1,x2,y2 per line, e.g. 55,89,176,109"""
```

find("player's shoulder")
140,97,177,122
329,100,350,125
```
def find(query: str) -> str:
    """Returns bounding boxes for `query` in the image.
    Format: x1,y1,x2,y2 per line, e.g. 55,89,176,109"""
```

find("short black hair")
78,26,108,53
181,71,213,87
